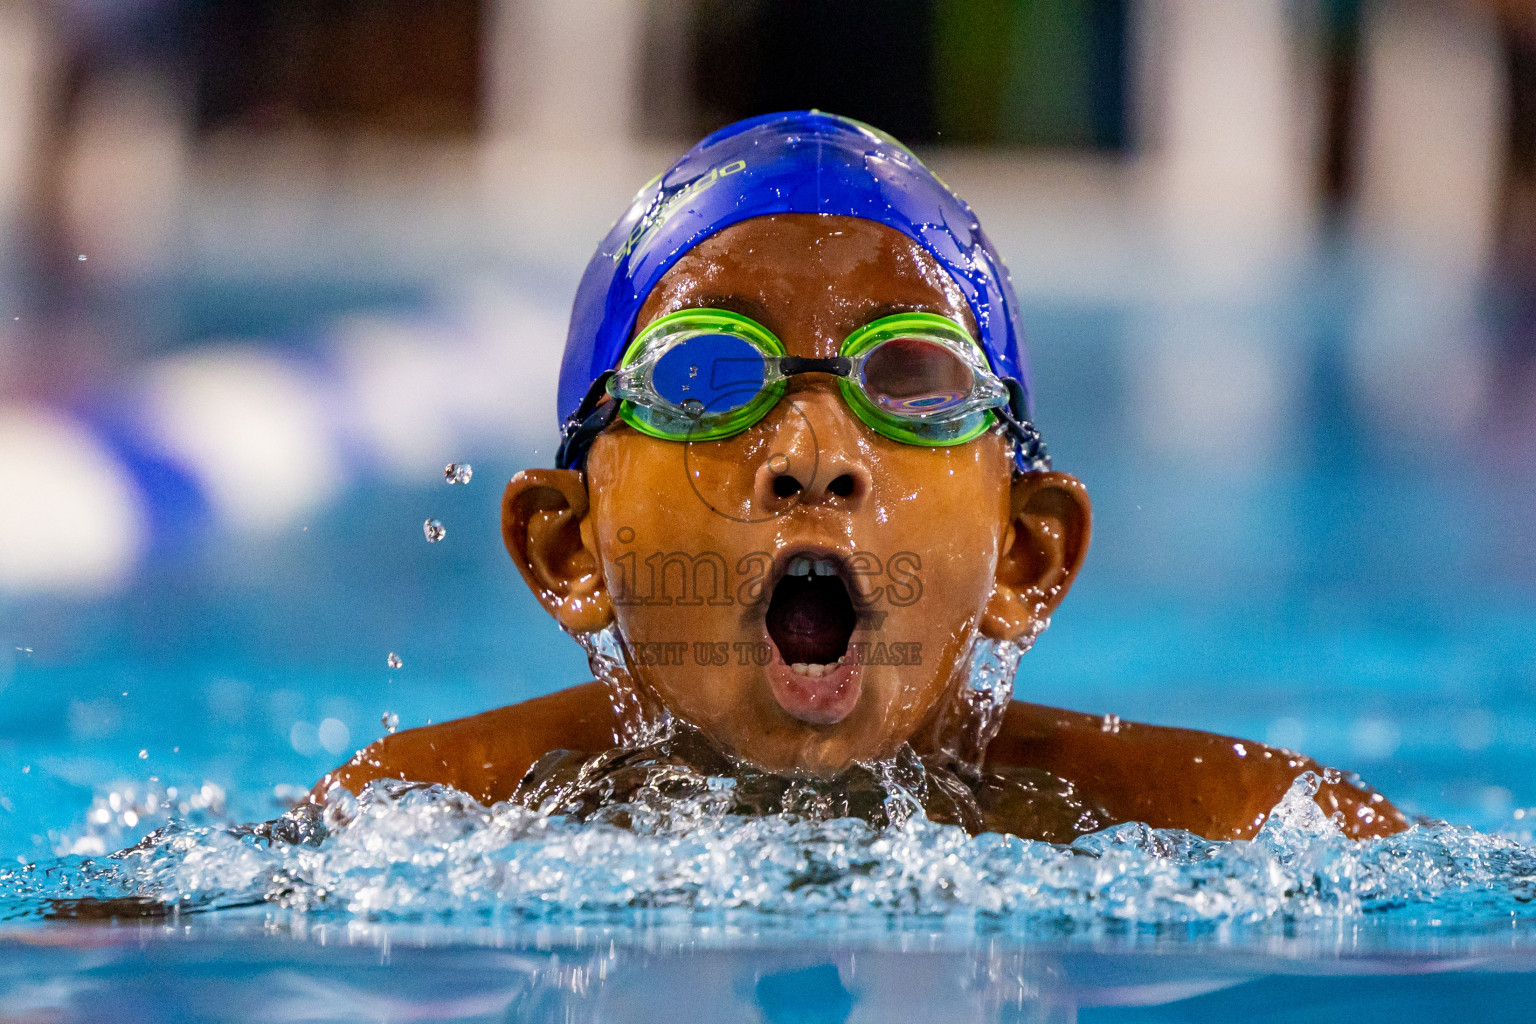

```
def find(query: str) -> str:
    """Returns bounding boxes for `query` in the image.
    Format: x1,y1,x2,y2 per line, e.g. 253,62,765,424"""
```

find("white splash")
5,772,1534,933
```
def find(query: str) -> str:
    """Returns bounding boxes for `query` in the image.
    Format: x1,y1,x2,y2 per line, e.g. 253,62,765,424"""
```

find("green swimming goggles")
555,309,1049,471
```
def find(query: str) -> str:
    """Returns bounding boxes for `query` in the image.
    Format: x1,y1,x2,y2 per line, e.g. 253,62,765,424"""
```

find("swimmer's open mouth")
766,555,857,667
763,552,861,725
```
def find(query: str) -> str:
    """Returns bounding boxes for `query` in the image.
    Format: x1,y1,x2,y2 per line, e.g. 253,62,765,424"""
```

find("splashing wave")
3,771,1534,932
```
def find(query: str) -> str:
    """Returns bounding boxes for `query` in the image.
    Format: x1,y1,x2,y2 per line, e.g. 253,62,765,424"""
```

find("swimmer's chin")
765,645,863,725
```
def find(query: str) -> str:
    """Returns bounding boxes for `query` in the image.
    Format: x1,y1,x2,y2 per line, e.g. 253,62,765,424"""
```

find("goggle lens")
860,336,976,417
652,332,767,415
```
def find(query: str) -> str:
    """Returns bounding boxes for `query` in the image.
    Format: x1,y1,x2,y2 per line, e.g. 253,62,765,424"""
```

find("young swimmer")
314,112,1406,841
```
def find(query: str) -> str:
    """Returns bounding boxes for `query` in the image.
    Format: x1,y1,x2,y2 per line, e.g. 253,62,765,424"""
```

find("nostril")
828,474,857,498
772,475,803,498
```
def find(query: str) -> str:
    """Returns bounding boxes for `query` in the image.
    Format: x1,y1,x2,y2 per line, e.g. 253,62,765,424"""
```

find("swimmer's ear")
980,472,1091,642
502,469,614,634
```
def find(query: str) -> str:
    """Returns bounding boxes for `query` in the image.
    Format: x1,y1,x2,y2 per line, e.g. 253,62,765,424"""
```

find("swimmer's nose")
753,388,872,509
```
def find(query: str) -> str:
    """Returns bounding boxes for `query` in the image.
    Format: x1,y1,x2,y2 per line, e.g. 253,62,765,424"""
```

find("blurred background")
1,0,1535,856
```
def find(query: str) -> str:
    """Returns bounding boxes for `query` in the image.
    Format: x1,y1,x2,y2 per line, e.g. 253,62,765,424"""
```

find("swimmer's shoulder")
986,700,1408,840
310,681,618,806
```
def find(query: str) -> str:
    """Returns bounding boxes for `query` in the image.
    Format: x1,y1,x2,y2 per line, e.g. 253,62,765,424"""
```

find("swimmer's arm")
985,701,1408,840
308,682,618,806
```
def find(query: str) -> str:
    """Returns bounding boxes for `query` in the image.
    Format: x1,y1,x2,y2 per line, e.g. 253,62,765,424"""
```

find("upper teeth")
787,557,838,577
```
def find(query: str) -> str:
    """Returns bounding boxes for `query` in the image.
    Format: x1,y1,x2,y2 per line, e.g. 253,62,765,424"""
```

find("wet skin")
315,215,1408,841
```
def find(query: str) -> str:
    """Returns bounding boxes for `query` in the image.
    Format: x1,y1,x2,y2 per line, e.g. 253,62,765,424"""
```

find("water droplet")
423,518,445,543
1100,713,1121,734
138,749,148,759
387,652,402,670
381,711,399,734
444,462,472,485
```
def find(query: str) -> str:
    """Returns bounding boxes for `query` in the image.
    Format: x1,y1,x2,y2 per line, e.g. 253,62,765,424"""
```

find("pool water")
5,766,1536,1022
3,247,1536,1020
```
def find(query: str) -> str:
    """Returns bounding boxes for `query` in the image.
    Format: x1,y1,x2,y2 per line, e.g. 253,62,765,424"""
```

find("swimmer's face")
504,214,1089,774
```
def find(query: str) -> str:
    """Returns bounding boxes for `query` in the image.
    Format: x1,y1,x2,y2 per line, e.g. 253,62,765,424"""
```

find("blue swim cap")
558,111,1034,432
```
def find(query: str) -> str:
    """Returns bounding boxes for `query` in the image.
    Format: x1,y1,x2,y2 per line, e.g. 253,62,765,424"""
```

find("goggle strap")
999,378,1051,474
555,370,619,471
